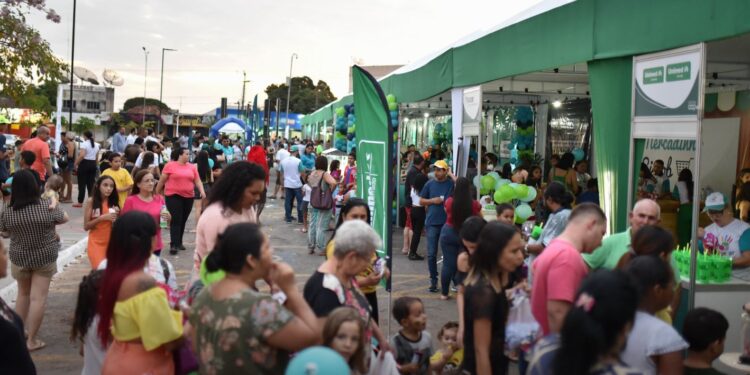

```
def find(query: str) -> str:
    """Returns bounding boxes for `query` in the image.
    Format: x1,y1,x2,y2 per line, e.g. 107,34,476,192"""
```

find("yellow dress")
102,287,183,375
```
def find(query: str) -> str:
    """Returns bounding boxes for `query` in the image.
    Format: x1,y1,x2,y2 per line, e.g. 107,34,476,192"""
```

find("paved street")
13,180,467,374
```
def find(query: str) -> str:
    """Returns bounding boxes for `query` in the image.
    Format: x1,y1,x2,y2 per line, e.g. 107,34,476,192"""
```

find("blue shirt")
112,132,127,153
420,179,454,226
300,152,316,171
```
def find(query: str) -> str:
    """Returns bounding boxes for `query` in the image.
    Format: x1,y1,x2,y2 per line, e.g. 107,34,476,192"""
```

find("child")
736,168,750,201
302,182,312,234
576,178,599,205
622,256,688,375
323,307,367,375
42,174,64,209
430,322,463,374
83,175,120,269
101,153,133,209
495,203,515,225
682,307,729,375
70,269,106,375
737,181,750,223
526,165,543,190
390,296,434,374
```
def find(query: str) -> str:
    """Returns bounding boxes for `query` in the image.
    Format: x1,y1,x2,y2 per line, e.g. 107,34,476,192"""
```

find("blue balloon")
572,147,585,162
390,110,398,118
510,149,519,158
510,157,518,164
346,133,354,140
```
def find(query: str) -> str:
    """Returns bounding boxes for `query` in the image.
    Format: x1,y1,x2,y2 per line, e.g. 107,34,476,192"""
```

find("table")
719,353,750,374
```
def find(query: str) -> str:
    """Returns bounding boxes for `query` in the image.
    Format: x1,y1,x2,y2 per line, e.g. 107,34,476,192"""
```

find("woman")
132,151,160,181
330,159,342,182
0,170,69,352
83,175,120,269
674,168,694,246
324,198,389,324
304,220,391,353
96,211,183,374
0,236,37,373
456,216,487,347
122,170,171,256
462,221,524,375
192,150,214,222
190,223,319,374
59,131,75,203
156,147,205,254
73,130,100,208
408,174,429,260
548,152,577,193
307,155,338,255
246,142,270,222
527,270,640,375
575,160,591,195
194,161,265,278
440,177,481,300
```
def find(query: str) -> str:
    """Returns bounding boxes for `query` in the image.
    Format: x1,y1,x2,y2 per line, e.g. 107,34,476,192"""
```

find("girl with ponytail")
527,270,640,375
190,223,320,374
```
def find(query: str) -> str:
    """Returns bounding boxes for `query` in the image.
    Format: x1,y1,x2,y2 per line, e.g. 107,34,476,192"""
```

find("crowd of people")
0,128,748,374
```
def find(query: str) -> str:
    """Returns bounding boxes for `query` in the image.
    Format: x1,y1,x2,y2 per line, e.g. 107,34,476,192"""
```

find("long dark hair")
465,221,517,288
632,225,675,257
9,169,40,210
543,181,574,209
205,223,264,274
626,255,673,301
70,270,104,343
459,216,487,243
553,270,638,374
196,150,211,182
328,198,371,246
84,130,94,148
92,175,120,211
452,177,473,232
97,211,157,345
208,161,265,210
558,152,575,170
678,168,694,201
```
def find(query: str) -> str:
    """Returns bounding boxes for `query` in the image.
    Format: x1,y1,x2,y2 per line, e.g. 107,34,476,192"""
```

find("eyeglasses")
707,209,724,216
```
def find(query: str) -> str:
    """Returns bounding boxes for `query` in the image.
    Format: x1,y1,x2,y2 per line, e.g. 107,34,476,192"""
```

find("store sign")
462,86,482,136
632,43,705,139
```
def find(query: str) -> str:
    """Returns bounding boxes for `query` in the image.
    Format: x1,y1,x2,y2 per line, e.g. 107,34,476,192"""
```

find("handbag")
310,172,333,210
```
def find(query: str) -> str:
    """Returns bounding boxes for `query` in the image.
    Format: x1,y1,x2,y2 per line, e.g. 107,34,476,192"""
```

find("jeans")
439,225,461,296
409,206,426,255
165,194,193,248
76,159,97,204
284,187,303,223
426,224,442,288
308,208,331,252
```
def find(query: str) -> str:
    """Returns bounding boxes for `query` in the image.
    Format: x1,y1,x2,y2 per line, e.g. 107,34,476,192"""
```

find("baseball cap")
703,192,727,212
432,160,449,170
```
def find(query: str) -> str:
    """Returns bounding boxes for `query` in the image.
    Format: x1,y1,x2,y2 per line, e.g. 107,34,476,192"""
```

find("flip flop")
28,339,46,352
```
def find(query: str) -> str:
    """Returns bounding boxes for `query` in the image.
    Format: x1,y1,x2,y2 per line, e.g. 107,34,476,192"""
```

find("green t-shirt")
582,229,632,270
684,366,726,375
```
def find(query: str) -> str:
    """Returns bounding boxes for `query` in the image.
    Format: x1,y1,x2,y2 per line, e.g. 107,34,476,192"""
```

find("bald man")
582,199,661,270
20,125,53,183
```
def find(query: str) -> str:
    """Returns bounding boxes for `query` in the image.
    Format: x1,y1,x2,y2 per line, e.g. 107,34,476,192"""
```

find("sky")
28,0,543,114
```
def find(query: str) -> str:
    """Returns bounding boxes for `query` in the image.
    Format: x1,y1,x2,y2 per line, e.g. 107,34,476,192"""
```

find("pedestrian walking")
279,147,305,223
419,160,454,293
122,170,170,256
307,156,337,255
73,131,100,208
439,177,480,300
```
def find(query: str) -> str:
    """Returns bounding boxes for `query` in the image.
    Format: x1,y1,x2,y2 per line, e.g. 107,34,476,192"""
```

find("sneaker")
408,253,424,261
450,286,458,293
169,247,179,255
178,245,186,251
428,286,439,293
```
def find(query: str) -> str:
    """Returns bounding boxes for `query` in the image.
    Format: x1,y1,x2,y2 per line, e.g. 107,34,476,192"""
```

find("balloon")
473,175,482,189
496,184,515,203
200,258,225,286
285,347,349,375
515,203,533,222
572,147,585,162
510,149,519,159
335,107,345,117
481,175,495,191
386,94,397,103
519,186,538,202
494,178,510,190
513,183,529,199
388,102,398,111
487,171,501,183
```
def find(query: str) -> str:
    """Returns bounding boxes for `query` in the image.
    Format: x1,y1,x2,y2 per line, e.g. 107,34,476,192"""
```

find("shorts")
275,170,283,186
11,261,57,280
301,201,309,213
405,206,413,229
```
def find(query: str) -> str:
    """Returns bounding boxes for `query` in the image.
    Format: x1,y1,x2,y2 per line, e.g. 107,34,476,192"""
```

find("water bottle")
160,205,168,229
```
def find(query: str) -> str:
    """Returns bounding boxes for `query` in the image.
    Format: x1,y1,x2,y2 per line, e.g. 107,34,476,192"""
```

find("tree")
72,116,95,134
14,80,58,114
122,97,171,111
265,77,337,114
0,1,66,103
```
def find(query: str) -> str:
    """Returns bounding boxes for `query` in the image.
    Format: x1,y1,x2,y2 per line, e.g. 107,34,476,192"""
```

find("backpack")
58,142,69,169
310,172,333,210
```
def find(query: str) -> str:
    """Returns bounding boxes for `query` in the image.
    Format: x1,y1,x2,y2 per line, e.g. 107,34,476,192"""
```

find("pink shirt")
194,202,257,273
162,161,199,198
122,194,166,251
531,238,588,335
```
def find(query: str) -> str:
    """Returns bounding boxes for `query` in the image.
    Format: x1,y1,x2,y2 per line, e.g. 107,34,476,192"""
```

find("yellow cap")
432,160,449,170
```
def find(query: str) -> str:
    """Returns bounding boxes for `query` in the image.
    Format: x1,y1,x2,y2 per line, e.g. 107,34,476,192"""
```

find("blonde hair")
45,174,64,193
323,307,367,374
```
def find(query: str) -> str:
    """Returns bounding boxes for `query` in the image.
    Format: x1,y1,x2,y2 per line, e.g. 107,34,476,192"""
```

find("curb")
1,237,89,304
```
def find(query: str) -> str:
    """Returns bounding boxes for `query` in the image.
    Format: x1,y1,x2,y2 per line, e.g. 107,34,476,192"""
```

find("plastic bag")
505,289,540,352
368,351,399,375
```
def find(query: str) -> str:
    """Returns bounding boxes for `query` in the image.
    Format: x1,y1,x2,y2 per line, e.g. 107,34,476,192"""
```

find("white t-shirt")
621,311,688,375
98,254,177,291
178,135,188,148
704,218,750,259
134,152,162,168
126,134,137,145
410,188,422,207
80,141,100,161
145,135,160,144
303,184,312,202
275,148,290,162
82,316,106,375
279,156,303,189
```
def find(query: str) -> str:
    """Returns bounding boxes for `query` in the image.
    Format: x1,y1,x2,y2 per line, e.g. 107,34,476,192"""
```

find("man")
699,192,750,269
404,153,425,260
583,198,661,270
20,125,53,183
178,131,189,149
279,147,305,224
111,126,127,153
315,140,324,155
126,128,137,145
419,160,454,293
652,159,671,198
531,203,607,335
342,151,357,193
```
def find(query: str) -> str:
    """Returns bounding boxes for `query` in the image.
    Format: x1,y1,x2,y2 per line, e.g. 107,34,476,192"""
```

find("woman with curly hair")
193,161,266,278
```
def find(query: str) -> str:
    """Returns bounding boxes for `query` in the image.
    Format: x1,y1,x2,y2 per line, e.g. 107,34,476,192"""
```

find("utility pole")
142,47,149,126
284,53,298,139
158,48,177,135
67,0,77,130
274,98,281,140
240,71,250,121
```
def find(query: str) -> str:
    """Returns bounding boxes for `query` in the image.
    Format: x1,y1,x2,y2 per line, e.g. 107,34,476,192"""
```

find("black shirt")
303,270,371,319
0,298,36,374
404,165,422,207
462,278,509,375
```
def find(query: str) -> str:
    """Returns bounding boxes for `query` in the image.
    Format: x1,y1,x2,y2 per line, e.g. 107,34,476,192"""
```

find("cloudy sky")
28,0,542,113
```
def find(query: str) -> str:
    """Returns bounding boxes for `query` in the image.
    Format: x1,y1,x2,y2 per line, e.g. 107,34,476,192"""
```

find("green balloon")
388,102,398,111
200,258,226,286
495,184,514,203
480,187,490,195
481,175,495,190
513,184,529,199
386,94,397,103
335,107,345,117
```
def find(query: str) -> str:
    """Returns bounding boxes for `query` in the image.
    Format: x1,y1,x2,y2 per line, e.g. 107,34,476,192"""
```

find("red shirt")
531,238,588,335
443,197,481,227
21,137,50,181
162,161,199,198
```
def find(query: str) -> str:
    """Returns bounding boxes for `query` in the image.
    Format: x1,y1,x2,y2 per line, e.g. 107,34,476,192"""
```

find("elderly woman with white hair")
303,220,391,353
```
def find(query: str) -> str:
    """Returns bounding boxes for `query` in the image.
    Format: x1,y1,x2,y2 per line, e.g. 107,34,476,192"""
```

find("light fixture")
404,117,409,122
423,112,430,118
552,100,562,108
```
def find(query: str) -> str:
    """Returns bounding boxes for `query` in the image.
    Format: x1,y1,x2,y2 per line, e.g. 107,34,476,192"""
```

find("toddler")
70,270,106,375
430,321,463,374
302,182,312,234
390,296,435,374
323,307,367,375
42,174,64,209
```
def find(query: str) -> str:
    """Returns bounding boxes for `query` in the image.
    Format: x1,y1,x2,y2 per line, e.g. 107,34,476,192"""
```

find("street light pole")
67,0,77,130
284,53,298,139
240,71,250,121
142,47,149,126
158,48,177,135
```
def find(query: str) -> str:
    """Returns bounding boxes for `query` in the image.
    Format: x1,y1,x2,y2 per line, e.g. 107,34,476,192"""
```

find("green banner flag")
352,65,394,291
